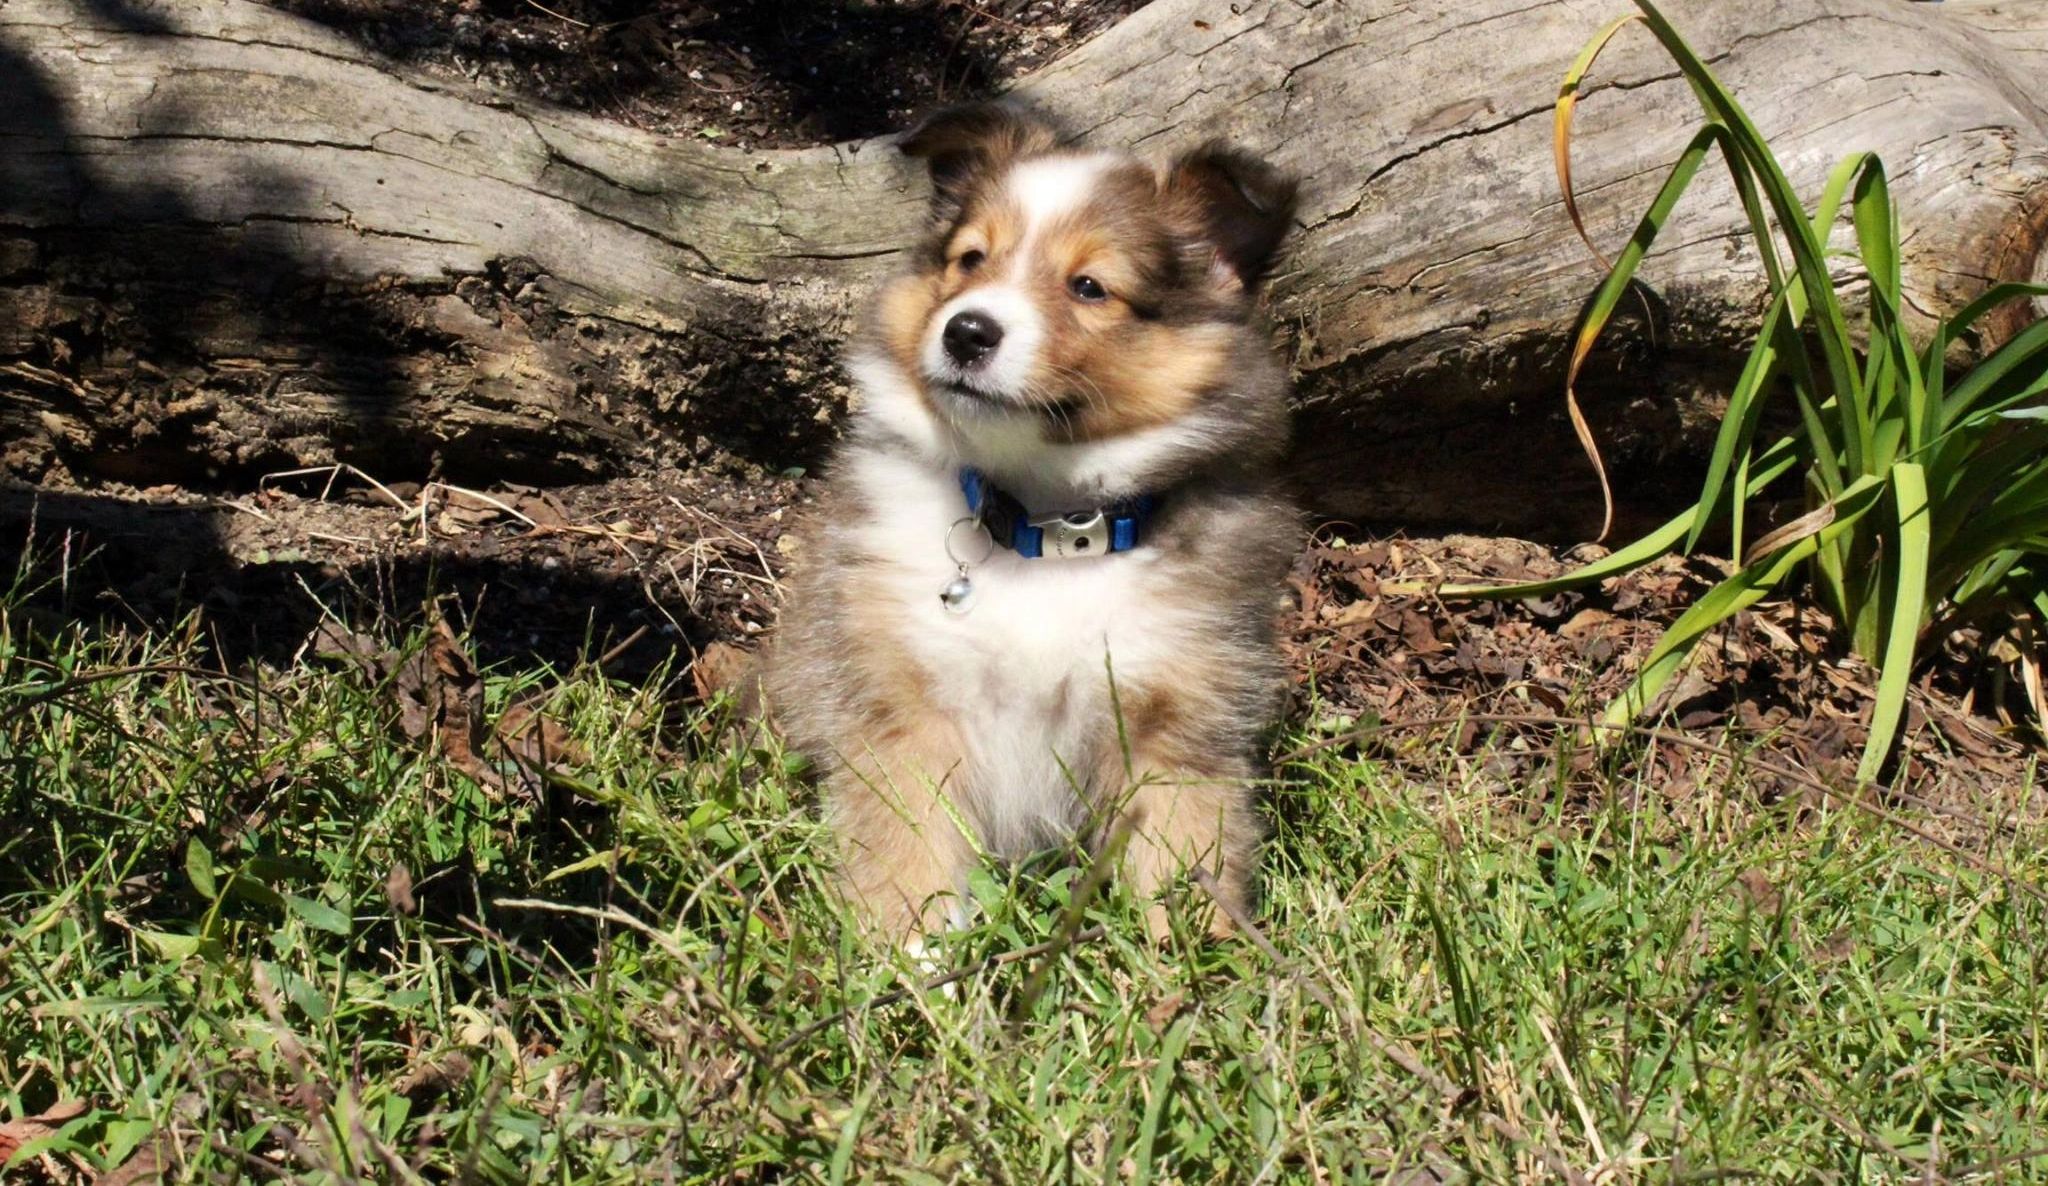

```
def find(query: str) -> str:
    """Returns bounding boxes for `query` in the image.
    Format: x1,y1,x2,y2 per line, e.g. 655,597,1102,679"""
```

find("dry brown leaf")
1144,990,1187,1030
1559,608,1614,645
431,635,493,787
97,1130,182,1186
1929,704,2001,760
394,1051,473,1102
1735,868,1781,914
691,641,757,703
496,700,589,771
0,1099,87,1161
1399,610,1447,656
513,491,570,529
1811,926,1858,965
1329,599,1380,629
307,620,392,680
385,863,417,916
386,616,506,794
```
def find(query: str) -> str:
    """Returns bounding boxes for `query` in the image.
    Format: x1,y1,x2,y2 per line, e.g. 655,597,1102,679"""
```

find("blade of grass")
1130,1015,1194,1186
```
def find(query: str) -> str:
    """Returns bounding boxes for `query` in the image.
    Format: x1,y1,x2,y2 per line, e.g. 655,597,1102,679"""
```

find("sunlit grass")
3,593,2044,1182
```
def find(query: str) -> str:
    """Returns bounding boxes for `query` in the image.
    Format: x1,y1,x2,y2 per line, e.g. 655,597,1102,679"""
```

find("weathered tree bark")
2,0,2046,536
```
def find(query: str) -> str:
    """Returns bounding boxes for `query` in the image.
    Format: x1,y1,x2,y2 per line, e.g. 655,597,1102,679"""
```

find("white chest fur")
843,450,1184,855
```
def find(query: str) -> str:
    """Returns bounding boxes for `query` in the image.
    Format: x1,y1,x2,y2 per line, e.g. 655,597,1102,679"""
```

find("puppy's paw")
904,935,958,1000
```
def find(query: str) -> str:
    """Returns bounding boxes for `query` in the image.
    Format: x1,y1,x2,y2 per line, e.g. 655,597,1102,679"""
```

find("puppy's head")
872,102,1297,443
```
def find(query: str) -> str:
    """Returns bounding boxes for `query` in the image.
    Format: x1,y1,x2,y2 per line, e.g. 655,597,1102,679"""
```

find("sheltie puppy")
767,101,1300,943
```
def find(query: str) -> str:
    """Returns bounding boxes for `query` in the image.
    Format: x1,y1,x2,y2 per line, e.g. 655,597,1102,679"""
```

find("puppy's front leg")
1102,757,1260,942
826,729,978,944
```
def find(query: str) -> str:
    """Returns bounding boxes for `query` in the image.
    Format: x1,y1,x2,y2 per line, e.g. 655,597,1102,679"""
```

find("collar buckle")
1038,510,1106,559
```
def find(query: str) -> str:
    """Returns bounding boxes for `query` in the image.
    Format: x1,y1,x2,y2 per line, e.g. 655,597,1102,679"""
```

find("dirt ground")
269,0,1153,148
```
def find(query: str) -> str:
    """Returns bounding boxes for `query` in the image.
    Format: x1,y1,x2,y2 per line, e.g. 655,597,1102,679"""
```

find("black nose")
942,311,1004,366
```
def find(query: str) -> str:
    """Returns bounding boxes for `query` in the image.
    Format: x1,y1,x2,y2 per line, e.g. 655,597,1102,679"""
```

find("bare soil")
265,0,1154,148
1286,533,2039,820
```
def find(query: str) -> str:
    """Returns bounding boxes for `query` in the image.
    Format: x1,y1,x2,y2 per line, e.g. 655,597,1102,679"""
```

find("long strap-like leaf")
1860,463,1930,784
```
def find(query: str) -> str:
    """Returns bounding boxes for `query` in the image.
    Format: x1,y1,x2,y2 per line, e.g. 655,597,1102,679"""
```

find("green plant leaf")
286,894,352,936
184,838,218,900
241,854,321,884
219,872,286,911
1632,0,1865,469
1687,284,1794,556
135,928,223,964
1939,318,2048,430
1860,463,1930,784
1924,280,2048,395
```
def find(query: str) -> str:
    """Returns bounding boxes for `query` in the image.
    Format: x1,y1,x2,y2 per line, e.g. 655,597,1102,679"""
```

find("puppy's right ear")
899,101,1060,214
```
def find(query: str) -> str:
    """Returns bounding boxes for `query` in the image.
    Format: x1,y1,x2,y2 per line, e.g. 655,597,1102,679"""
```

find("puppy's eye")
1068,275,1108,303
956,249,986,273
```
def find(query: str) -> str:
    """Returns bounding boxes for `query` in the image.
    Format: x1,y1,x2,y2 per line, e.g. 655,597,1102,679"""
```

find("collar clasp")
1039,510,1106,558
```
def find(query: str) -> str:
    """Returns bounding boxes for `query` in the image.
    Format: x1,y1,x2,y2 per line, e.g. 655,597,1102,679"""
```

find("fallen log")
2,0,2045,536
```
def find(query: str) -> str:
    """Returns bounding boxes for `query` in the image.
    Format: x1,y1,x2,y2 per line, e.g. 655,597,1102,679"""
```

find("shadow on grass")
0,488,714,681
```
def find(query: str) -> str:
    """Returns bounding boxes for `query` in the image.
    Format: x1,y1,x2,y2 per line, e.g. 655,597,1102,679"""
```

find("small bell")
939,572,975,614
940,515,991,616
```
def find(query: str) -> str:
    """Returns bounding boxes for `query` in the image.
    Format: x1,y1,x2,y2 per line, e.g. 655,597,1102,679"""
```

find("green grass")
4,594,2047,1182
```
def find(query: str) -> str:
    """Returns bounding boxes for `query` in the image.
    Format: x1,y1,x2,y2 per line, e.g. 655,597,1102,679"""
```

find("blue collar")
959,468,1158,559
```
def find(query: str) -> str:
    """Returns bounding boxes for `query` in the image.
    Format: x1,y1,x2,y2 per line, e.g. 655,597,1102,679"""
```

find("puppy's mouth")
927,375,1090,429
930,376,994,401
926,374,1020,410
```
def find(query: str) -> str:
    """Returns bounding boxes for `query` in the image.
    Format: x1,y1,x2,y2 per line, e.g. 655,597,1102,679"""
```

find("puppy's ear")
899,101,1061,213
1164,143,1299,291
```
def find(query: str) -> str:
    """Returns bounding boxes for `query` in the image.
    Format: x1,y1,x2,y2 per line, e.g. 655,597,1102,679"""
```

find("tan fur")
825,710,975,937
1062,321,1232,440
1092,655,1266,939
1111,771,1258,940
876,273,941,381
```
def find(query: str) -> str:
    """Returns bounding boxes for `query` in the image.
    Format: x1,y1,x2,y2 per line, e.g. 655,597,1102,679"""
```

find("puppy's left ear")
1165,143,1299,291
